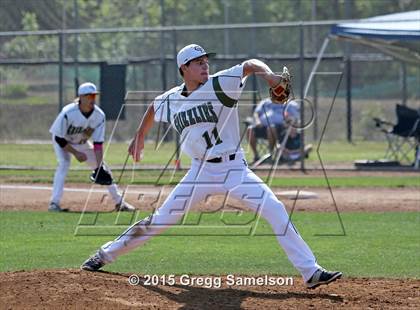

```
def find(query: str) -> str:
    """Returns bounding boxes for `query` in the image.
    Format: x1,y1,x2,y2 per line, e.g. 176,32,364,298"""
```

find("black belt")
206,154,236,163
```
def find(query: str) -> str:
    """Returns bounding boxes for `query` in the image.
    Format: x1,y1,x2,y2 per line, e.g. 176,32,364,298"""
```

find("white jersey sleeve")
49,110,68,138
153,86,181,123
212,64,247,101
91,112,106,143
153,95,169,123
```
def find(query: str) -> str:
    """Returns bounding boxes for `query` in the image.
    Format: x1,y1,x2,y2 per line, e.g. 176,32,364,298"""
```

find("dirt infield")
1,270,419,309
1,183,419,212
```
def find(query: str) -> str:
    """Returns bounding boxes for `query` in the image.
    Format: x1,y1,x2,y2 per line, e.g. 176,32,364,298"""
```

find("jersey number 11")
202,127,223,149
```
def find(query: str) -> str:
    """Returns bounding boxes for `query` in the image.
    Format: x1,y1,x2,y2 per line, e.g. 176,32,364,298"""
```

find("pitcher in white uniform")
49,82,134,212
81,45,342,289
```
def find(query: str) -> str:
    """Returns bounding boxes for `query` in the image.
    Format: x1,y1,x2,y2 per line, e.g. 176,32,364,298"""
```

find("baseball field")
0,141,419,309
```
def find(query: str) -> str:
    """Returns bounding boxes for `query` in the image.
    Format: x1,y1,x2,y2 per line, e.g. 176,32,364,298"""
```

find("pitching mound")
1,270,419,309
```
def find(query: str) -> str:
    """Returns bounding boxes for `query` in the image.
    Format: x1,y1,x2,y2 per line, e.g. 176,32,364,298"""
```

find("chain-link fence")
0,21,419,145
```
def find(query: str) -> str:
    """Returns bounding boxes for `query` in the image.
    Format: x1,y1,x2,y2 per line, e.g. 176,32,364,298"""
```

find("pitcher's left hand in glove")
90,166,113,185
270,66,291,104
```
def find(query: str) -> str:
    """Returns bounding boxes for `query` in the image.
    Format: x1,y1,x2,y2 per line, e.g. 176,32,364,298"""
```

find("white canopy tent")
304,10,419,143
330,10,420,65
308,10,420,95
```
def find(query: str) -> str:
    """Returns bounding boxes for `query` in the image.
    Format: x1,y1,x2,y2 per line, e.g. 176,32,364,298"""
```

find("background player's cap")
177,44,215,68
78,82,99,96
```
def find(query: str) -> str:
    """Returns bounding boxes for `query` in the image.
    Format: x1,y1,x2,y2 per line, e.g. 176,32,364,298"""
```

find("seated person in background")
279,102,313,164
247,97,286,163
280,124,313,164
247,98,312,164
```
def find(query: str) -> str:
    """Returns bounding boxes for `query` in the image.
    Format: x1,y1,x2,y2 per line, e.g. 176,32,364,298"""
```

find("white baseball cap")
176,44,215,68
78,82,99,96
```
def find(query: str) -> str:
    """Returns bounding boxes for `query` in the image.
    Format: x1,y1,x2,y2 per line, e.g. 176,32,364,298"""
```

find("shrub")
3,84,28,98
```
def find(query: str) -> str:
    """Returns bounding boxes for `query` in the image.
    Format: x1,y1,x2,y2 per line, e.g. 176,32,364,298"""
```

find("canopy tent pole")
401,62,407,106
304,36,331,98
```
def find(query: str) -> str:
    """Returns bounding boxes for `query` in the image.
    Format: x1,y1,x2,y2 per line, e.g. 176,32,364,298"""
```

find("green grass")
1,141,417,188
312,141,392,163
1,211,419,278
270,176,420,188
0,169,419,187
0,141,394,168
0,142,190,167
0,95,52,105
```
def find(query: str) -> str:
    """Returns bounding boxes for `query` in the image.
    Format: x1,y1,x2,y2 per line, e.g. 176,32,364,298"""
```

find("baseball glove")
269,66,291,104
90,166,113,185
80,127,94,144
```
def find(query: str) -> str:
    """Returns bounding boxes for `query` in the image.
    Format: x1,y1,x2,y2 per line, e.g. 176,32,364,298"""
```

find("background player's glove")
80,127,94,144
269,66,291,104
90,166,113,185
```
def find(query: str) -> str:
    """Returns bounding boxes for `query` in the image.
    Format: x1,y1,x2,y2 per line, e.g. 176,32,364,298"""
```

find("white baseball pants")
50,140,122,205
100,152,320,281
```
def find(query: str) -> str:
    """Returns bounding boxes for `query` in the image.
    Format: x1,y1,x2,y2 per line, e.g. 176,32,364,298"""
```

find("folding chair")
373,104,420,167
244,117,273,166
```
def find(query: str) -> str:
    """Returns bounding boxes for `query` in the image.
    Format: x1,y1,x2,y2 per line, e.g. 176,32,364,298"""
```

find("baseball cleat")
80,251,106,271
306,268,342,289
115,201,135,212
48,202,69,212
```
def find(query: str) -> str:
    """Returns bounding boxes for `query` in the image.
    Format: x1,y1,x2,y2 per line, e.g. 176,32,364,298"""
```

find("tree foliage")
0,1,418,65
1,0,418,32
2,12,57,59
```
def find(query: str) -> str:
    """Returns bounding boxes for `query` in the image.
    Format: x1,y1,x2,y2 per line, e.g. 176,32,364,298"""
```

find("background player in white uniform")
81,45,342,289
48,82,134,212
